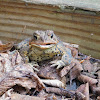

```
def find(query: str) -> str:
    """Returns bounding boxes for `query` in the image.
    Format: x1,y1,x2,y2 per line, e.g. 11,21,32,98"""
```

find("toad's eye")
51,34,53,38
34,35,37,40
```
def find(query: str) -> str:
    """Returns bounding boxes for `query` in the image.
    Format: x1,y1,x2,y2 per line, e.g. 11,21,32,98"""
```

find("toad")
16,30,73,69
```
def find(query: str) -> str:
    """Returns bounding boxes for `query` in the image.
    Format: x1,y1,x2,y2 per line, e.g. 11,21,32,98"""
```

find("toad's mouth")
29,42,56,49
38,44,54,48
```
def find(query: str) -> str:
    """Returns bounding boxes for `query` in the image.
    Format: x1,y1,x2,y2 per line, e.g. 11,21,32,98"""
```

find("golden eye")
51,34,53,38
34,35,37,40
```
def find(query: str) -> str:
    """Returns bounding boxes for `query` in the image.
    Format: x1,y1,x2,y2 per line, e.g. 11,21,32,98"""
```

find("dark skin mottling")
16,30,73,69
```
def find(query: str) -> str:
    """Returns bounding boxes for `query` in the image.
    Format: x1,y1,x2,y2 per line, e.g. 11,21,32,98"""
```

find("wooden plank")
0,0,100,59
0,2,100,24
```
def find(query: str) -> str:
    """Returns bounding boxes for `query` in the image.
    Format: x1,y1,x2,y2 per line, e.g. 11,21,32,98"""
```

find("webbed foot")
28,62,39,72
50,60,66,69
30,61,39,67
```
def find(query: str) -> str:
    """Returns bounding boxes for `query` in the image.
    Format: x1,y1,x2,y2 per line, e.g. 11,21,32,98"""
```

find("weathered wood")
0,0,100,58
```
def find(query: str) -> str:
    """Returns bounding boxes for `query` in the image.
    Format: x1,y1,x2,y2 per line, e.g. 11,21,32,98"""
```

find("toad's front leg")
50,49,73,69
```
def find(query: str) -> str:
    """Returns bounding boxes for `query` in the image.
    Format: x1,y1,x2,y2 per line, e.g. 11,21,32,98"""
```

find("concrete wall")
22,0,100,11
